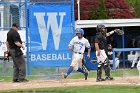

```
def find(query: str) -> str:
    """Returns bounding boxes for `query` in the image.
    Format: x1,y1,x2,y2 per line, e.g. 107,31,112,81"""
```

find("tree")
89,0,110,19
74,0,137,20
105,0,136,19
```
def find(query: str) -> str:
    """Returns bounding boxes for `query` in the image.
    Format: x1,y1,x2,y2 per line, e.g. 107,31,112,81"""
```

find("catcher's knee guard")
98,61,104,68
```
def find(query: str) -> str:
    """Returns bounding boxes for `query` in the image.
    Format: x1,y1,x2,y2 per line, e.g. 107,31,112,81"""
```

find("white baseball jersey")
132,51,140,68
68,36,90,53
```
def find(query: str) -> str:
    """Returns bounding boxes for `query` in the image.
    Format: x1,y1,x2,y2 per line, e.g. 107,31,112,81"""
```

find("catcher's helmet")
96,24,106,33
75,28,84,36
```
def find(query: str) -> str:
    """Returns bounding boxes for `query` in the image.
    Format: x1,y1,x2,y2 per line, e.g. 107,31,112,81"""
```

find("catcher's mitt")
114,29,124,35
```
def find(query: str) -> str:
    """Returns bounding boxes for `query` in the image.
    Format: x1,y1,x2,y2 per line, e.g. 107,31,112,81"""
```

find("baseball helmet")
75,28,84,36
96,24,106,33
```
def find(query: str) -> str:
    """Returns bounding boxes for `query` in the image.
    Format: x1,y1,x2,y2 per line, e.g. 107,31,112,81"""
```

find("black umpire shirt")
7,28,22,49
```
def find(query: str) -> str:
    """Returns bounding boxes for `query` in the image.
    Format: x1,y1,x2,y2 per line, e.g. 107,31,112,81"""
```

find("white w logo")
34,12,66,50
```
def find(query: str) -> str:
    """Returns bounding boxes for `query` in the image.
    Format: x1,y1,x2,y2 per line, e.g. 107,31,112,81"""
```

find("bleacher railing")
113,48,140,70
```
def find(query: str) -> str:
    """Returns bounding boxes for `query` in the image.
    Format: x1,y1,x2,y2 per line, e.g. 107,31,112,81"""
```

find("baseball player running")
95,24,123,82
63,28,91,80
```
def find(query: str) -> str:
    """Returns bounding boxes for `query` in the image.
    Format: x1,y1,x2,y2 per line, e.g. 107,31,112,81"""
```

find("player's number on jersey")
74,45,82,51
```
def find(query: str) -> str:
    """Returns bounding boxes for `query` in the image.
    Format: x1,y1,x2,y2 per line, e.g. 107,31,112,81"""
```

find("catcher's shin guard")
96,66,105,82
97,61,103,79
104,65,110,77
97,67,102,79
104,65,113,80
96,62,105,82
104,58,111,77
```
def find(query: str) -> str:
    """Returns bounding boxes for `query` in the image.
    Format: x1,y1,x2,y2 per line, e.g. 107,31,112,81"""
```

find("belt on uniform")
74,52,83,54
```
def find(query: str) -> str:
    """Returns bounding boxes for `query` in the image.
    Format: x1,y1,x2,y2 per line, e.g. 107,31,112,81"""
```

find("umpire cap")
12,23,19,28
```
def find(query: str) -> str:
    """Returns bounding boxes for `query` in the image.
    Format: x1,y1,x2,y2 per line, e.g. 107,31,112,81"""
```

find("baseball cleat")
61,73,67,79
105,76,114,80
64,74,67,79
13,79,20,83
96,78,105,82
84,72,88,80
19,79,29,82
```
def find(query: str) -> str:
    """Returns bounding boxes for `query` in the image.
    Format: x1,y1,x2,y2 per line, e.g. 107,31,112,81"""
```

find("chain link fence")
0,1,26,79
0,0,72,80
0,1,26,30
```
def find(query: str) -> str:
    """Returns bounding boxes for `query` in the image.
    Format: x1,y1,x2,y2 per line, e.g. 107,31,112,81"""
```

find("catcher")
94,24,123,82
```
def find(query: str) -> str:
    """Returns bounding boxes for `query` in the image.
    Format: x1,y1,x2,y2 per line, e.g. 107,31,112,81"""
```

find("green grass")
30,67,57,75
0,68,139,82
0,68,139,92
0,85,140,93
67,69,139,79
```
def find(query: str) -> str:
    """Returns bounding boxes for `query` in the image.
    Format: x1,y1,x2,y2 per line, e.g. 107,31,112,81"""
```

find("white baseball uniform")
96,49,107,64
68,36,90,70
131,51,140,68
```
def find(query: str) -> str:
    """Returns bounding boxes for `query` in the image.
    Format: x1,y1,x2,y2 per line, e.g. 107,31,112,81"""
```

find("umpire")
6,23,28,82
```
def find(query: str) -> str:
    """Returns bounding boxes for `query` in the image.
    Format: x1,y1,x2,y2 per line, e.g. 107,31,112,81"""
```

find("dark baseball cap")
12,23,19,28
